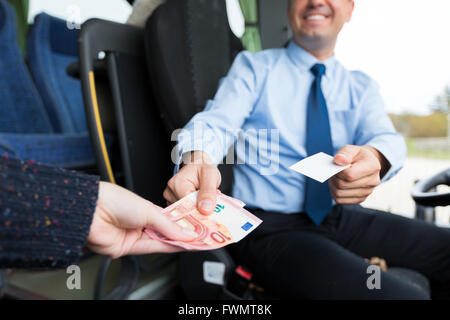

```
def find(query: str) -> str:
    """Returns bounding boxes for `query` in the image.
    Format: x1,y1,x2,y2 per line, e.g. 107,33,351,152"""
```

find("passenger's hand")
87,182,198,259
163,151,221,215
329,145,388,204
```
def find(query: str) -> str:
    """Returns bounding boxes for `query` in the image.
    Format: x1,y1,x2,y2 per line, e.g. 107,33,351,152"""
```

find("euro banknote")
144,191,262,250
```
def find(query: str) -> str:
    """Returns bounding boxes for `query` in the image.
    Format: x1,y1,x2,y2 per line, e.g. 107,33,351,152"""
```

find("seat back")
78,18,172,206
145,0,242,132
78,18,177,300
144,0,242,193
0,0,53,134
144,0,245,299
27,12,87,133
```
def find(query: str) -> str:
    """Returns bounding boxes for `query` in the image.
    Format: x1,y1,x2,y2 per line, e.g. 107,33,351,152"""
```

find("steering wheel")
411,168,450,207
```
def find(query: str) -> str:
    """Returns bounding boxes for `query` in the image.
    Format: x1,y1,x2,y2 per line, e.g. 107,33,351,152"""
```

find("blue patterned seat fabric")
27,12,87,134
0,0,96,168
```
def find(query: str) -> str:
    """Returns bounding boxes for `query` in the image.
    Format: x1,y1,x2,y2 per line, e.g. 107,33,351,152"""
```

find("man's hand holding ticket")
289,152,351,183
290,146,387,205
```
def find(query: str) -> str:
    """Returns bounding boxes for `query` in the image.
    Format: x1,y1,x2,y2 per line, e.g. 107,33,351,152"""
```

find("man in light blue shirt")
171,38,404,214
164,0,450,299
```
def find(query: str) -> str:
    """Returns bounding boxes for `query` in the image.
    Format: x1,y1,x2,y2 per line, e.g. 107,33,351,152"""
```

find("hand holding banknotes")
159,151,262,250
163,150,222,215
329,145,389,204
145,191,261,250
87,182,198,259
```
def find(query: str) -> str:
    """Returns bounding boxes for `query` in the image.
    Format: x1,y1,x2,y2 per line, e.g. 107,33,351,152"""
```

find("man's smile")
306,14,327,20
302,10,332,25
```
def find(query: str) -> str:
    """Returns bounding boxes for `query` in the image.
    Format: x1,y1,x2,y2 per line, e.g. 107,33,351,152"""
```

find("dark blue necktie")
304,64,333,225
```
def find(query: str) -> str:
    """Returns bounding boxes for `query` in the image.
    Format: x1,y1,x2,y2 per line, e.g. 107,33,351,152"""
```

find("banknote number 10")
214,204,225,213
210,231,231,243
211,204,230,243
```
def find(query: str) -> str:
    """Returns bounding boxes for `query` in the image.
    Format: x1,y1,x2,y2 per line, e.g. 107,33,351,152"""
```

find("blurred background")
335,0,450,225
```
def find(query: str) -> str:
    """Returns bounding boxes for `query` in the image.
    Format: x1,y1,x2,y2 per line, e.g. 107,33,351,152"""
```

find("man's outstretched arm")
165,51,267,214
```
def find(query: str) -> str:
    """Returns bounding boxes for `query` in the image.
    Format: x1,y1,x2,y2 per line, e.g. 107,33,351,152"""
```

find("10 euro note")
144,191,262,250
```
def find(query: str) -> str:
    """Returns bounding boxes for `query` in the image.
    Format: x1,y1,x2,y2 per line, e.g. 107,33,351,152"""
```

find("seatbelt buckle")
226,265,253,298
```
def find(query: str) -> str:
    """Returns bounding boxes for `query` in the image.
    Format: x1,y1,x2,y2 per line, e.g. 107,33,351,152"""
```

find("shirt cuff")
174,129,225,175
173,143,219,175
366,137,406,182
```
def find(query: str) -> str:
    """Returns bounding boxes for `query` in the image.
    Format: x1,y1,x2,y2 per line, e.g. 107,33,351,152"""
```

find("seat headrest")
145,0,242,132
0,0,53,134
32,12,78,56
0,0,17,42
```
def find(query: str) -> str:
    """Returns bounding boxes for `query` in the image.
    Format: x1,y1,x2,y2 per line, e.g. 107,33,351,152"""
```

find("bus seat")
77,17,176,299
78,18,172,204
0,0,95,168
27,12,87,134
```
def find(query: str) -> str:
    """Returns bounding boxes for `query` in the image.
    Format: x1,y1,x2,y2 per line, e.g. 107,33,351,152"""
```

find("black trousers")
228,205,450,300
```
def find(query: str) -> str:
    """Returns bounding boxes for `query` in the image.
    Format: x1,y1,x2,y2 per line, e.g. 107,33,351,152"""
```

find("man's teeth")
306,15,326,20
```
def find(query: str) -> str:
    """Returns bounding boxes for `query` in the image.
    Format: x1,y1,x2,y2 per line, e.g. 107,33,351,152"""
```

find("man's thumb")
334,145,359,166
197,166,220,215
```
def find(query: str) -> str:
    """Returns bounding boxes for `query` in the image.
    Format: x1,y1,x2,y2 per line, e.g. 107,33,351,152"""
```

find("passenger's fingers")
197,165,221,215
127,239,185,256
145,204,198,241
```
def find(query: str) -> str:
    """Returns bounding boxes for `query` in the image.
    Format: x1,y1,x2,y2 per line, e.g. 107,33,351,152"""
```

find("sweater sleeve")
0,155,99,269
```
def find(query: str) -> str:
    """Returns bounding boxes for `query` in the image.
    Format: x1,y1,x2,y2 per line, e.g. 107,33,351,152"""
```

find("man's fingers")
334,153,351,166
166,173,196,201
330,174,380,190
333,196,368,205
335,146,382,182
163,187,178,204
330,186,374,199
334,145,360,166
335,159,379,182
165,162,221,215
197,165,221,215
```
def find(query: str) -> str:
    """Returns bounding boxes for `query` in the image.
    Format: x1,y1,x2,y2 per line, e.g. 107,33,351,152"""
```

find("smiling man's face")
288,0,354,55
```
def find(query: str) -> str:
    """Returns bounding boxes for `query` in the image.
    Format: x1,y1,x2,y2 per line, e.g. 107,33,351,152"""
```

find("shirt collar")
287,40,336,77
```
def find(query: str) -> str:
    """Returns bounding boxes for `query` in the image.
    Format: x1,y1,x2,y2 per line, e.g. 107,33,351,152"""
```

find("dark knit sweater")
0,155,99,269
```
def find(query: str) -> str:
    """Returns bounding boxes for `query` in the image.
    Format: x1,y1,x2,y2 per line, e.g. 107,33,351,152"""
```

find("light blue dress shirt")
175,41,407,214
